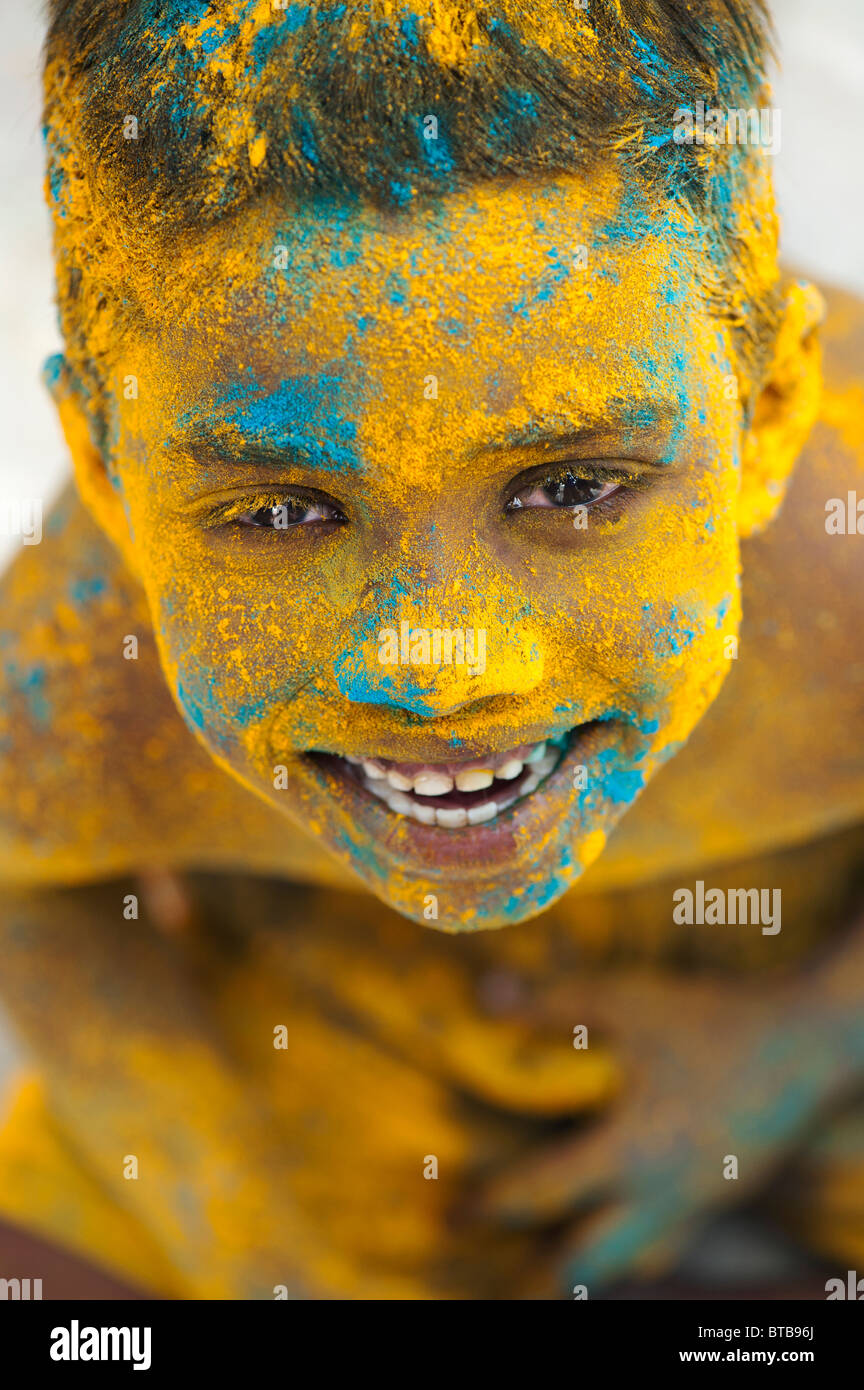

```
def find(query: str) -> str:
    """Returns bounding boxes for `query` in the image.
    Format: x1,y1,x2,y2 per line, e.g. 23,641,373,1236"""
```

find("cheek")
127,526,317,757
541,479,742,739
618,524,742,751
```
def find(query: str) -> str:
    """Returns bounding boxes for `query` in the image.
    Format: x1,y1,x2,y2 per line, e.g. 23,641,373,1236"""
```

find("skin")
479,896,864,1294
1,172,863,1296
31,170,823,930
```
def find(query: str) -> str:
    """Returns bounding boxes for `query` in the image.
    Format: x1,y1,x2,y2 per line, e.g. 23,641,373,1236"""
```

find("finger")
559,1191,695,1295
474,1115,627,1223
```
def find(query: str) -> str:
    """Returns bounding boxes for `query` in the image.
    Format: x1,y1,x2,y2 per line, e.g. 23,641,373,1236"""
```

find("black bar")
1,1298,858,1376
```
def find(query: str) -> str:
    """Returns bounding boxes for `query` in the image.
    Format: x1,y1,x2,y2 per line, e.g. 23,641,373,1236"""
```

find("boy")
0,0,862,1297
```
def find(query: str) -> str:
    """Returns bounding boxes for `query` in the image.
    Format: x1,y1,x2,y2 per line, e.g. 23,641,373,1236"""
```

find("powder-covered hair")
43,0,782,426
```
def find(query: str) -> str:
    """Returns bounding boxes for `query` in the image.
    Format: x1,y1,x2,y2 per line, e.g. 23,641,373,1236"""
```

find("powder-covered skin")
47,170,810,931
34,0,814,931
2,0,864,1300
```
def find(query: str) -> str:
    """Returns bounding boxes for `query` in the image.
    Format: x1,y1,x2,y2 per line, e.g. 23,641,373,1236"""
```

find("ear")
738,279,825,537
43,354,140,576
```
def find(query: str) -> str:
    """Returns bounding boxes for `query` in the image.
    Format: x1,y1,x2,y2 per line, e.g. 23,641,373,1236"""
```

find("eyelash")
198,465,651,535
201,490,346,530
505,464,652,514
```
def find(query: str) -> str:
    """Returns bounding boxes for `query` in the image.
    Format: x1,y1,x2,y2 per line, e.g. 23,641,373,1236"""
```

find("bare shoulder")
0,487,190,883
591,279,864,889
0,488,339,888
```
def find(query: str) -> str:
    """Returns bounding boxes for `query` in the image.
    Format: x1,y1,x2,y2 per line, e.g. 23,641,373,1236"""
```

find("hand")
472,931,864,1295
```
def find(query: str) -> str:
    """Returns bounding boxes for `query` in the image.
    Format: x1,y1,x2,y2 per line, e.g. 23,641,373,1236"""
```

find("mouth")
302,718,617,876
322,735,571,828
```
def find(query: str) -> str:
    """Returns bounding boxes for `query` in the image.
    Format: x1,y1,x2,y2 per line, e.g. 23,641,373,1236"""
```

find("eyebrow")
485,399,684,458
168,426,357,474
165,377,363,473
166,394,684,475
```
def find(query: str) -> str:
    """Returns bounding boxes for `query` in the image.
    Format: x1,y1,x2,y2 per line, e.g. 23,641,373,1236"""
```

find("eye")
204,491,347,530
236,496,345,529
506,469,621,512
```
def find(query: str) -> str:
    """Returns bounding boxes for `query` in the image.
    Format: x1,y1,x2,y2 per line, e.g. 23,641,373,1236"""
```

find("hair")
43,0,782,428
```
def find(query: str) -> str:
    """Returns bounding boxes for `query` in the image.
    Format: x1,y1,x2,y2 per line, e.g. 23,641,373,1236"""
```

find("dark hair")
43,0,781,419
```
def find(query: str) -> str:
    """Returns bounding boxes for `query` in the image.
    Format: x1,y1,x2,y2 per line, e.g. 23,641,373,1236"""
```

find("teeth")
454,768,494,792
354,734,565,827
495,758,524,781
413,772,455,796
386,769,414,791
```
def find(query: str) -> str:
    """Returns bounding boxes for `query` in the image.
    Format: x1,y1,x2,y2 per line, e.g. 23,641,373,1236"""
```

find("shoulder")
0,488,344,888
0,489,200,883
755,279,864,636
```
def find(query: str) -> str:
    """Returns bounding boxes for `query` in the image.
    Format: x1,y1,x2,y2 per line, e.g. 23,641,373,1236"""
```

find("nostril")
407,694,483,720
460,693,511,716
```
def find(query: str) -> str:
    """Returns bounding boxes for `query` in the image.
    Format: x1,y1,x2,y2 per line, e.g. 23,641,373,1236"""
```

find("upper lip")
307,728,576,770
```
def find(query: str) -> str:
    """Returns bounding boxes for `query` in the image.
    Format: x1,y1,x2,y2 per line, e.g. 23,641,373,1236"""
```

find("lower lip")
302,720,620,875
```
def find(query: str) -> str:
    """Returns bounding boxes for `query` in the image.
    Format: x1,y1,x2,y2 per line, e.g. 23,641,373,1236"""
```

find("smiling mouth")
309,727,593,831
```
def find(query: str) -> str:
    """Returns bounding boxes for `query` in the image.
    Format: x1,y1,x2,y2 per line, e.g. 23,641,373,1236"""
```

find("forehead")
137,170,729,470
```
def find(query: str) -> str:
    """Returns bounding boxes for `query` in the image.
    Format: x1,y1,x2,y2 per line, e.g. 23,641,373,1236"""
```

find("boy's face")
104,170,747,930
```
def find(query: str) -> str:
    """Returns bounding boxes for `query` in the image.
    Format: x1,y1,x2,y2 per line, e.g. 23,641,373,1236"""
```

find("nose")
333,602,544,720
